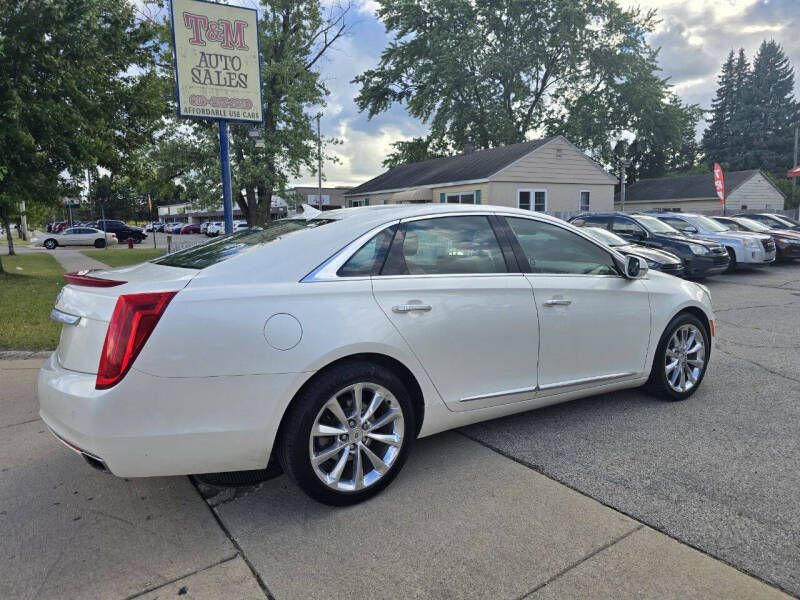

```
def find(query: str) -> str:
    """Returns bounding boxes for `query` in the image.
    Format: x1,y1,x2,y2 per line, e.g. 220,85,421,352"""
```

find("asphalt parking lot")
1,262,798,599
465,262,800,595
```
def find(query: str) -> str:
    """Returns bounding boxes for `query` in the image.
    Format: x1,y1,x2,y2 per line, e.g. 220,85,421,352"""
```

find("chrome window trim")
301,220,400,282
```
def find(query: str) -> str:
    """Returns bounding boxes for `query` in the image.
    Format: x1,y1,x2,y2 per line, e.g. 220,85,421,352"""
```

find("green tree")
355,0,697,180
739,41,798,173
702,51,737,166
382,136,448,169
0,0,165,273
147,0,349,226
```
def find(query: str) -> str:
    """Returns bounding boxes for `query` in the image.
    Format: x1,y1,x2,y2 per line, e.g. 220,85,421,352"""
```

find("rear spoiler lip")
64,270,126,288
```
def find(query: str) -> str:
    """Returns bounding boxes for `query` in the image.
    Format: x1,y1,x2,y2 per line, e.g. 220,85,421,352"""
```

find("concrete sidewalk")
1,244,108,272
0,358,790,599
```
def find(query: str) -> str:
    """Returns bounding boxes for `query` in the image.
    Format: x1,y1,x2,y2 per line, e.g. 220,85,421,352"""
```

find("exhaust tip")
82,453,109,473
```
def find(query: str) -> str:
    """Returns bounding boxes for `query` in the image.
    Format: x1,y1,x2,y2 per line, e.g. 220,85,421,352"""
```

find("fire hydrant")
127,237,134,249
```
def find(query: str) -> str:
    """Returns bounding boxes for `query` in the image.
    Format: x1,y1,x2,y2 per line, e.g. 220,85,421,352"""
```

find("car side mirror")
624,255,648,279
682,225,698,234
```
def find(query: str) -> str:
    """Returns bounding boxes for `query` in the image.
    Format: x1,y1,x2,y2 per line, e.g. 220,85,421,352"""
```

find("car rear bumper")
38,353,303,477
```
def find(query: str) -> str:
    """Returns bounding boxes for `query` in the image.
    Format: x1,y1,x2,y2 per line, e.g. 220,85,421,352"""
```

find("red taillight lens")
64,272,126,287
96,291,177,390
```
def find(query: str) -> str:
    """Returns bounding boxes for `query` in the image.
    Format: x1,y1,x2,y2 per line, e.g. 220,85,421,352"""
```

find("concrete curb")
0,350,53,360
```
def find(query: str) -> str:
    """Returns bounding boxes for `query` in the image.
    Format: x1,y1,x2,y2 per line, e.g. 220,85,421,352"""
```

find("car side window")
382,216,507,275
338,226,396,277
611,217,645,236
659,216,689,230
507,217,619,276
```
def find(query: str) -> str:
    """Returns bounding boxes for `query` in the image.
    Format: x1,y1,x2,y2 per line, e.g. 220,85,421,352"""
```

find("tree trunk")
244,185,258,226
257,182,272,226
1,209,15,257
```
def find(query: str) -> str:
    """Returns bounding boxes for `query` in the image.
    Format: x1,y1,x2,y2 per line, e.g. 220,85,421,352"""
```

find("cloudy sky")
290,0,800,188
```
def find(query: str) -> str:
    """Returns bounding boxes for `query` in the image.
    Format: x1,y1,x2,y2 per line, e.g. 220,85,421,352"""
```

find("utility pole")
793,124,798,207
316,113,323,210
619,158,631,212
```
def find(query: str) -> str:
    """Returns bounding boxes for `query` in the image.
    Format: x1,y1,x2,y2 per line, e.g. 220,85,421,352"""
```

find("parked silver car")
646,212,775,271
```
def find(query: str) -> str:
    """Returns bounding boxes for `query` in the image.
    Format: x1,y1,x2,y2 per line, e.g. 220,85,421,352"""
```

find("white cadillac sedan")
39,205,714,505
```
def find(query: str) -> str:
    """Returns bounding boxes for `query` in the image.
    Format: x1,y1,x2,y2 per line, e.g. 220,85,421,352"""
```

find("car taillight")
96,291,177,389
64,272,126,287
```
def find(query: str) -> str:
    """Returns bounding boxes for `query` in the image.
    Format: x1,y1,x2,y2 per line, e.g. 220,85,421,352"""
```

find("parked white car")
233,220,250,232
206,222,224,236
32,227,118,249
39,205,714,505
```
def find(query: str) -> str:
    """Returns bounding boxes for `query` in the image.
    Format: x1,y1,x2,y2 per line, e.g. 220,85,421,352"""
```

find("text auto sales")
191,52,248,88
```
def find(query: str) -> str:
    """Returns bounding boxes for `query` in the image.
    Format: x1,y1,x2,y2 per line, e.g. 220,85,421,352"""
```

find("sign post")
170,0,263,234
713,163,726,215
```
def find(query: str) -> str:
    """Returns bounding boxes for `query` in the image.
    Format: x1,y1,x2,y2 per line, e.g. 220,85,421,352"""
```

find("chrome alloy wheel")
309,382,405,492
665,324,705,393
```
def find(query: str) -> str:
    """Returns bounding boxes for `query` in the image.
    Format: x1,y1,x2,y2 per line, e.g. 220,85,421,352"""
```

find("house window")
518,189,546,212
579,191,591,212
446,193,475,204
350,198,368,207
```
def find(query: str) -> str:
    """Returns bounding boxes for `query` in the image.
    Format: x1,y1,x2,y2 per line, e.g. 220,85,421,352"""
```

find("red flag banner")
713,163,725,205
788,166,800,178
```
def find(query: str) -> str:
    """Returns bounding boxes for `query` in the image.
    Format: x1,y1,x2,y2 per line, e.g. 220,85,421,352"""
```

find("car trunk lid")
54,262,197,374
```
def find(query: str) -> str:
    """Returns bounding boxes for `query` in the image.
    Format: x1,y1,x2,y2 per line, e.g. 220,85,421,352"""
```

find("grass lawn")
0,253,64,350
82,248,165,267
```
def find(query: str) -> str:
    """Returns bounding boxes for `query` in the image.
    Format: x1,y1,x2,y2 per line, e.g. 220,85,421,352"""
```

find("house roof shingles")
345,137,555,196
622,170,768,203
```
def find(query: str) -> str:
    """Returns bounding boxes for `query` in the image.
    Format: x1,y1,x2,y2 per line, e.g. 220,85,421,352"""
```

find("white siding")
488,182,613,213
727,173,785,211
490,137,615,185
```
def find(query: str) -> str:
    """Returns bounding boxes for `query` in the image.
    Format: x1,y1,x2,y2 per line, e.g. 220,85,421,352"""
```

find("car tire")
278,361,415,506
646,312,710,402
94,239,106,248
44,239,58,250
724,248,737,273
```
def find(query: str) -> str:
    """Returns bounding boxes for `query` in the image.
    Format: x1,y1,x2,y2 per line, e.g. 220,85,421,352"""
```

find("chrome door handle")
543,299,571,307
392,304,432,313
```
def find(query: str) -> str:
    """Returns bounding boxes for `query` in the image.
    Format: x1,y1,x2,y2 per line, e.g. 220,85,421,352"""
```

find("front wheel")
278,362,415,505
44,239,58,250
646,313,710,401
724,248,737,273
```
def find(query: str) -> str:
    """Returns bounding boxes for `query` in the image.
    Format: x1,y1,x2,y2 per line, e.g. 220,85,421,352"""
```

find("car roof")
194,204,573,285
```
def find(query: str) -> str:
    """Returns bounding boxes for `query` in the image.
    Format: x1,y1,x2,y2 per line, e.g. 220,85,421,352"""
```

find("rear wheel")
278,362,415,505
94,238,106,248
44,239,58,250
646,313,710,401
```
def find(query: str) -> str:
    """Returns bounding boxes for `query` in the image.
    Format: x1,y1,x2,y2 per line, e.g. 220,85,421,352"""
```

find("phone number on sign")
189,95,253,109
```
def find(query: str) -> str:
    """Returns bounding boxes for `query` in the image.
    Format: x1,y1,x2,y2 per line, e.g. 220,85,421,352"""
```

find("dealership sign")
170,0,262,123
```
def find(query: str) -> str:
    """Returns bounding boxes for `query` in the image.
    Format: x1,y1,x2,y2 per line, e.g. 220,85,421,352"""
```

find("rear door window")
382,216,507,275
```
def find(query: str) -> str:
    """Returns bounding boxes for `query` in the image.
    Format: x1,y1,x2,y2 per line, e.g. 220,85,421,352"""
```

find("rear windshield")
153,219,332,269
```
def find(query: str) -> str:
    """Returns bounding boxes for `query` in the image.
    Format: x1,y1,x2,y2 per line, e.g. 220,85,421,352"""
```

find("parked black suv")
568,213,730,278
93,219,147,243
